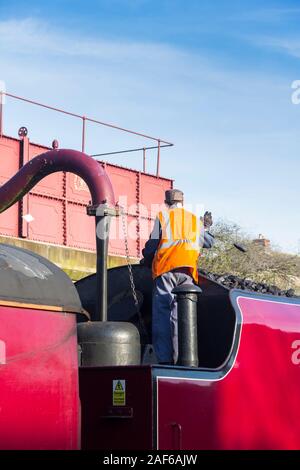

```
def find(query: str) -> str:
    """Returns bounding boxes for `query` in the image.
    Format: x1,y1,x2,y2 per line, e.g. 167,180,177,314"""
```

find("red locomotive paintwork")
78,291,300,451
157,293,300,450
0,305,80,450
80,366,154,450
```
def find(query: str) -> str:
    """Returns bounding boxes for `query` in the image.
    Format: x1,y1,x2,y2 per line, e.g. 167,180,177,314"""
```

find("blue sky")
0,0,299,253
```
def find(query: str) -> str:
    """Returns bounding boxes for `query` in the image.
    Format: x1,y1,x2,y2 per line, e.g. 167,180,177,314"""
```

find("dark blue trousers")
152,270,193,363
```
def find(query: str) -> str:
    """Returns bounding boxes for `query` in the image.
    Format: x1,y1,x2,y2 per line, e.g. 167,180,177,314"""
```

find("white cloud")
0,18,182,62
244,33,300,59
231,7,300,23
266,37,300,59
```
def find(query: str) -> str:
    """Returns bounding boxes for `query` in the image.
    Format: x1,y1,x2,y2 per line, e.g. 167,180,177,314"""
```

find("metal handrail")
0,91,173,176
91,143,172,173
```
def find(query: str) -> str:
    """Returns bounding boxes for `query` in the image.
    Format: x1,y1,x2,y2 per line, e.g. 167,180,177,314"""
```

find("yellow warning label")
113,379,126,406
115,381,124,391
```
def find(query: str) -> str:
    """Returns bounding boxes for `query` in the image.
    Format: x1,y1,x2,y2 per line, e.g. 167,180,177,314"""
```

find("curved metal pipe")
0,148,115,213
0,148,116,322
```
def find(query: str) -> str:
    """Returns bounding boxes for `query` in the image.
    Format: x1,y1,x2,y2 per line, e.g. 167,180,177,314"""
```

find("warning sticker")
113,379,126,406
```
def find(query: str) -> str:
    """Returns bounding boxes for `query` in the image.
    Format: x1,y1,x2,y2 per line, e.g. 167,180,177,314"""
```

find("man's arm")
203,230,215,248
141,217,161,267
200,211,215,249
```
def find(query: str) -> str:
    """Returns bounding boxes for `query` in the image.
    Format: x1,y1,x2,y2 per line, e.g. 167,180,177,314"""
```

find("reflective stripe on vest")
159,238,201,250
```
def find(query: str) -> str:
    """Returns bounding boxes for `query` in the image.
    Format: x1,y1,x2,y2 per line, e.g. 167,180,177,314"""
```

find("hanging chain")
119,205,150,345
120,206,140,313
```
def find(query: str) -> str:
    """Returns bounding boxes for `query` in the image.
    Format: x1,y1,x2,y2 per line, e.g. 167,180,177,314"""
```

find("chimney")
253,233,270,248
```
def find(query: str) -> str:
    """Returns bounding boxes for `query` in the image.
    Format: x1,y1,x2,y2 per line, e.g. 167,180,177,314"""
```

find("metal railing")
0,91,173,176
91,143,172,174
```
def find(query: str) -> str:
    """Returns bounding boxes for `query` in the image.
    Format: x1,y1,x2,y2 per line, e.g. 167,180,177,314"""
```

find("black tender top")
0,243,82,312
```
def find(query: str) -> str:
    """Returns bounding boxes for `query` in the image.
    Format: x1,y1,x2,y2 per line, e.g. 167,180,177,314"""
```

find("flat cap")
165,189,184,205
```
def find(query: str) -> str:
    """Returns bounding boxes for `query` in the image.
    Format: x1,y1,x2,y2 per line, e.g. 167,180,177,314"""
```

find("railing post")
0,92,3,137
156,139,161,176
143,148,146,173
2,92,174,166
20,135,30,238
82,116,86,153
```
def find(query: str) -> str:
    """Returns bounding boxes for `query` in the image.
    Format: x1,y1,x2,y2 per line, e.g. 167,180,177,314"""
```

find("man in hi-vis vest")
142,189,214,364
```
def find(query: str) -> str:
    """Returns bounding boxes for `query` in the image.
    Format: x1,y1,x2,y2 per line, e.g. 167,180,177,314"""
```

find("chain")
120,207,140,313
120,207,149,343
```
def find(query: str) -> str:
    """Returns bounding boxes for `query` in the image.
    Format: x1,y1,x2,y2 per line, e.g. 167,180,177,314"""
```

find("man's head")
165,189,184,207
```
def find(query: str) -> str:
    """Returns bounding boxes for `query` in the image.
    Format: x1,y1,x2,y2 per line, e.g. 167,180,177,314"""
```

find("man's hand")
203,211,213,229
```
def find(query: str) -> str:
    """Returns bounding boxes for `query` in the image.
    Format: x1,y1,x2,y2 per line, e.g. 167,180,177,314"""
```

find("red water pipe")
0,148,116,322
0,148,115,213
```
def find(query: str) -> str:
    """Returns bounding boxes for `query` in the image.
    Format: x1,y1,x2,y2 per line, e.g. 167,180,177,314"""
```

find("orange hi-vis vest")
152,207,202,283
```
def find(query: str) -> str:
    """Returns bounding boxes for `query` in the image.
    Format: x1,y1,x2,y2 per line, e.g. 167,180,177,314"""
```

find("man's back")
152,207,201,283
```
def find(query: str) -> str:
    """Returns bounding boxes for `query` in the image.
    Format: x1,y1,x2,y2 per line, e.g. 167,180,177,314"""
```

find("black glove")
203,211,213,229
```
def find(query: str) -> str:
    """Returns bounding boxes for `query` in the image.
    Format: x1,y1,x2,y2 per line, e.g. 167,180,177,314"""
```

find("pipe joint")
87,203,120,217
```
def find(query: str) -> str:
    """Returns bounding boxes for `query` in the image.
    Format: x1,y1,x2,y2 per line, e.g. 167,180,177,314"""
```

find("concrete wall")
0,235,138,281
